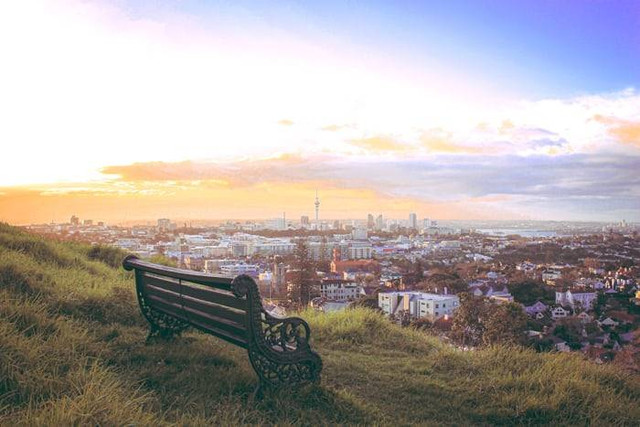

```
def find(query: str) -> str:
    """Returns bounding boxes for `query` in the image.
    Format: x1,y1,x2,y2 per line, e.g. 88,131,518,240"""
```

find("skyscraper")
409,213,417,229
375,214,384,230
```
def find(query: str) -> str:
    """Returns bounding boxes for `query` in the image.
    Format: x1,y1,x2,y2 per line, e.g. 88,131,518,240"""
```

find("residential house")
598,317,619,327
524,301,548,317
551,306,570,320
542,269,562,284
472,286,514,303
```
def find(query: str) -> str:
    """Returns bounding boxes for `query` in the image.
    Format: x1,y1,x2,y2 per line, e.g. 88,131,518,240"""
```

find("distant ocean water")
477,229,558,238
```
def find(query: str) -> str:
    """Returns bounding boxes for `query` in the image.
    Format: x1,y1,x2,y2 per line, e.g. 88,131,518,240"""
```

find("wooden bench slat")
146,294,189,320
182,305,247,337
141,270,233,291
180,282,248,311
146,293,248,347
181,294,247,325
145,283,183,304
144,284,247,331
143,274,180,292
188,319,248,348
143,274,248,311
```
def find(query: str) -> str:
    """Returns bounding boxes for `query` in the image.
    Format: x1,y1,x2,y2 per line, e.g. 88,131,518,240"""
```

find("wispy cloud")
349,136,411,153
321,124,350,132
594,115,640,147
420,130,485,154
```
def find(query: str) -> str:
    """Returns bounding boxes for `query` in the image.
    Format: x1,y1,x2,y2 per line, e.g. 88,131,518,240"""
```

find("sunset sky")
1,0,639,224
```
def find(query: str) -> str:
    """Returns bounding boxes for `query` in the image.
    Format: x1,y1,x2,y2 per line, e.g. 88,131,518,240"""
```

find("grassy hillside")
1,223,639,425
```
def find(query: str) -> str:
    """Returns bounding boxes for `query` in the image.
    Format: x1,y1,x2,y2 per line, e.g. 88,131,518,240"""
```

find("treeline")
496,242,589,265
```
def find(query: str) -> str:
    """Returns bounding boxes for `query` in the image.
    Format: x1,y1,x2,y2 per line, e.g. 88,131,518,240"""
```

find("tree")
553,318,583,349
317,236,330,272
410,317,432,331
391,310,412,327
413,260,424,282
507,280,554,305
288,239,315,309
483,302,528,346
350,288,382,311
452,296,529,348
451,293,490,347
417,270,467,295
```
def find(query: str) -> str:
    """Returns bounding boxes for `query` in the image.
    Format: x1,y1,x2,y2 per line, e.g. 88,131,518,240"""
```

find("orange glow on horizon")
0,179,503,225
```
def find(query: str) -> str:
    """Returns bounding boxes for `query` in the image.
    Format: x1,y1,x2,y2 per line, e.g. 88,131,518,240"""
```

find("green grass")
0,223,639,425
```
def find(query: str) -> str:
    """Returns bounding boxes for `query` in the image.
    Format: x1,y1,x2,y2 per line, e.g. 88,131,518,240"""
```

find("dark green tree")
507,280,555,305
451,293,490,347
288,238,315,308
417,270,467,295
553,318,583,349
483,302,529,346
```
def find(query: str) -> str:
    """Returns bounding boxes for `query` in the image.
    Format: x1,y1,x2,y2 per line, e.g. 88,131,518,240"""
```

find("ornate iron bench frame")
122,255,322,389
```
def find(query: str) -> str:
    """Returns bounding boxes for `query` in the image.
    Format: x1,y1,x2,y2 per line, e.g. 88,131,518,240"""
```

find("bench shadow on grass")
131,335,372,424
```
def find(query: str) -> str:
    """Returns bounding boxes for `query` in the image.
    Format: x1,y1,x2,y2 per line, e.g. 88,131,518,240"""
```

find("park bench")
122,255,322,389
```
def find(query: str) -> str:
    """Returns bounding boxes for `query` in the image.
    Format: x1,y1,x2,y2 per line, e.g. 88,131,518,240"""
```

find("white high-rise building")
409,213,417,229
265,217,286,230
375,214,384,230
378,291,460,321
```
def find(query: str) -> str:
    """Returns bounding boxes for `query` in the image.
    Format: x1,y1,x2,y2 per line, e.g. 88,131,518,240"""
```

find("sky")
0,0,639,224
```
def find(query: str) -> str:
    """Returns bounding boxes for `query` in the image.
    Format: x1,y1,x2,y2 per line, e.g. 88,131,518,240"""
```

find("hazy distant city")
23,194,640,364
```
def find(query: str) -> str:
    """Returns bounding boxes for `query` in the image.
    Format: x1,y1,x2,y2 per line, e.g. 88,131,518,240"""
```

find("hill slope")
0,223,639,425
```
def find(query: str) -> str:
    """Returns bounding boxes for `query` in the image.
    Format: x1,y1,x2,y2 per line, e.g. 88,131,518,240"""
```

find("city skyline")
1,1,639,224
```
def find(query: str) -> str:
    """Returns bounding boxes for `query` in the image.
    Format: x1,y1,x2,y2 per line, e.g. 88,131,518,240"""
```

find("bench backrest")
124,256,249,347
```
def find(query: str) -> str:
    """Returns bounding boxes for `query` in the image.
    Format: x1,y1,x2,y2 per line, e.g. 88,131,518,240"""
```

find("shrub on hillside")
56,287,140,326
0,233,76,268
148,254,178,267
86,245,126,269
0,262,50,296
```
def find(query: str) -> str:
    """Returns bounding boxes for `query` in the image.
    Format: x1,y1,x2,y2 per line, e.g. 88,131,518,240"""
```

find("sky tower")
314,189,320,223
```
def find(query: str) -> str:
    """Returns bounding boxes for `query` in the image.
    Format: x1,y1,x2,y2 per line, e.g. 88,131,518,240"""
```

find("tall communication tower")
314,189,320,223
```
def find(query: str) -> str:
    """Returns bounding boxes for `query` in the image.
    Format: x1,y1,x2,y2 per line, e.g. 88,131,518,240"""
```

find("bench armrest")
231,274,315,354
261,311,313,354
